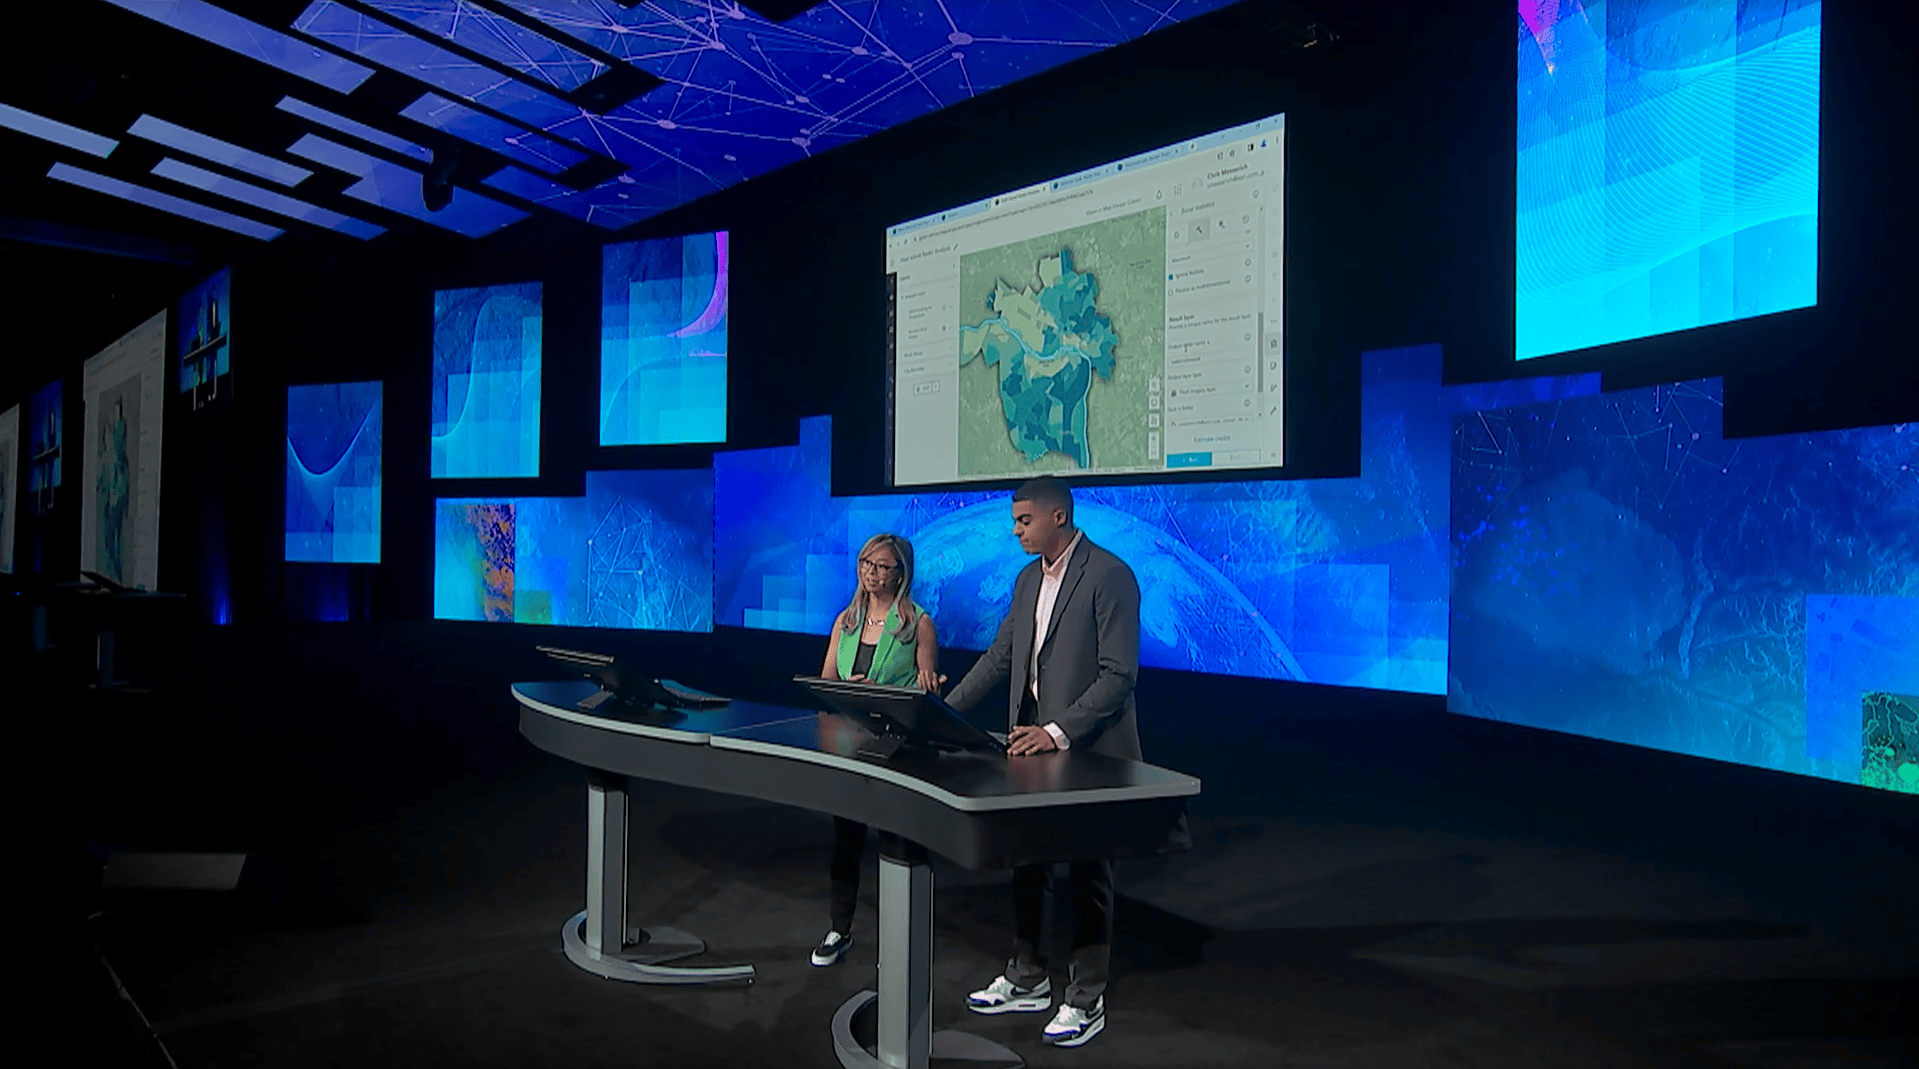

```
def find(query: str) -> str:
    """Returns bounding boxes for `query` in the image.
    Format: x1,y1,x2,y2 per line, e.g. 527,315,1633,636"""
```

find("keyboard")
660,680,729,707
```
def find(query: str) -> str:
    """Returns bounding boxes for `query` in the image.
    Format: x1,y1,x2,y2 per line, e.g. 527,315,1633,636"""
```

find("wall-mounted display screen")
177,267,232,404
286,381,382,563
81,311,168,591
0,404,17,573
600,231,728,446
432,282,542,479
27,380,62,516
887,114,1284,486
1516,0,1821,360
434,467,712,631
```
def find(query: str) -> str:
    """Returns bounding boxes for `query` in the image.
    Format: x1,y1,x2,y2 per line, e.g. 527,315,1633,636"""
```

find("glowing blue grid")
1516,0,1821,359
601,231,728,445
400,93,587,174
432,282,542,478
286,134,528,237
151,158,385,239
0,101,116,157
277,97,434,163
359,0,607,90
293,1,579,128
128,115,311,186
286,381,383,564
99,0,374,94
47,162,283,241
466,0,1243,225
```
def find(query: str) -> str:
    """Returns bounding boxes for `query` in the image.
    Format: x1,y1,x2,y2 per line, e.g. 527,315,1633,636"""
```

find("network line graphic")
293,0,1243,229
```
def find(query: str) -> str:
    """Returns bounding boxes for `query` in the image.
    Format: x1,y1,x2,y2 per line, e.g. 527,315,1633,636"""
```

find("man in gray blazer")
945,475,1139,1049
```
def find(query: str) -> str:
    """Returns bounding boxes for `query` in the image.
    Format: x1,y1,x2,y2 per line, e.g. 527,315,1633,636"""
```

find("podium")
515,681,1198,1069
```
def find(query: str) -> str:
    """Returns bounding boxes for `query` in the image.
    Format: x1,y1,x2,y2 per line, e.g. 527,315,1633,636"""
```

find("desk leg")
832,837,1021,1069
559,771,754,985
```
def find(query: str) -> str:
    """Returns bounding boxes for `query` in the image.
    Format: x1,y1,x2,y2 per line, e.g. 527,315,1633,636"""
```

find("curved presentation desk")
515,680,1199,1069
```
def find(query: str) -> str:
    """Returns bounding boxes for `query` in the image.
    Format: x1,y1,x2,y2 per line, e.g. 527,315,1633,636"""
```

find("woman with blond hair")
809,532,940,966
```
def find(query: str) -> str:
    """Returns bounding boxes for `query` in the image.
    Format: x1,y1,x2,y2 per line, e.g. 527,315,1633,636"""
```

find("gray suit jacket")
947,535,1142,761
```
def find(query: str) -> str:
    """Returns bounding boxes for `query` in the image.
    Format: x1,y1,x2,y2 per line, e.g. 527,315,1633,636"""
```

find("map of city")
957,208,1163,477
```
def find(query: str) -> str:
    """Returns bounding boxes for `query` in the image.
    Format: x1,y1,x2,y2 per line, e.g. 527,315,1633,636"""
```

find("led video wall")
286,381,383,563
177,267,232,400
433,468,712,631
1450,379,1917,789
432,282,542,478
28,380,61,516
600,231,728,446
1516,0,1821,359
0,404,16,573
81,311,168,592
717,347,1596,695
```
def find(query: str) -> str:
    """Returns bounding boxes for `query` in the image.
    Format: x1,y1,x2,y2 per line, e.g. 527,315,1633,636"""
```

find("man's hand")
1006,724,1058,756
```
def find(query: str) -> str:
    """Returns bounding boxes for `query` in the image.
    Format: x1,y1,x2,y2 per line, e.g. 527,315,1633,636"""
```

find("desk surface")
514,679,1200,813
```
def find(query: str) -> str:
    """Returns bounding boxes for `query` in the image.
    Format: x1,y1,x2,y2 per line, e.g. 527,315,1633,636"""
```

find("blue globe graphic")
908,500,1304,682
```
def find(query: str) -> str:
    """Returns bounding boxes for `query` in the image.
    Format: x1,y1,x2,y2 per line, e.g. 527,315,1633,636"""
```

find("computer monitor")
539,646,728,713
793,675,1003,761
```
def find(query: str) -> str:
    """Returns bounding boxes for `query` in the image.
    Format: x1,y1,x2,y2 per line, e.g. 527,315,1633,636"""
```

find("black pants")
1006,689,1115,1009
828,816,867,934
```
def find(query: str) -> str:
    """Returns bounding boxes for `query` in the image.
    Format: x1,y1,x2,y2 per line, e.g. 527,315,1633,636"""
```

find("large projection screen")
81,310,168,591
887,114,1284,487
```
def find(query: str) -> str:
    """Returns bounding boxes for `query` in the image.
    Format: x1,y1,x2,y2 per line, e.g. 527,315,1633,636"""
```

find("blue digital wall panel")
177,268,231,394
28,380,63,512
1516,0,1820,359
1449,379,1918,789
601,231,728,446
286,381,383,563
433,469,712,631
713,347,1597,694
432,283,542,478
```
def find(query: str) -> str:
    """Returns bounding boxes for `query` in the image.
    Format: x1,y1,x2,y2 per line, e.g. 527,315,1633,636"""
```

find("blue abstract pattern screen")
286,381,383,563
1450,380,1917,792
177,267,231,397
1516,1,1820,359
433,468,713,631
716,347,1596,695
432,282,542,479
601,232,728,446
28,380,63,516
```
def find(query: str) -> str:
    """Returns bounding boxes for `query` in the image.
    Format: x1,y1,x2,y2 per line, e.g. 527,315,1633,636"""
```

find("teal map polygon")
958,207,1163,478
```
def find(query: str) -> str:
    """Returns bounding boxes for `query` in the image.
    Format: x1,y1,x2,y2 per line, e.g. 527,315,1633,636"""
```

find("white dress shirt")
1029,529,1084,750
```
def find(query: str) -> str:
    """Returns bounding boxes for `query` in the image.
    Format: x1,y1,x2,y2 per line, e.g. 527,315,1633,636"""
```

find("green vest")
835,602,920,687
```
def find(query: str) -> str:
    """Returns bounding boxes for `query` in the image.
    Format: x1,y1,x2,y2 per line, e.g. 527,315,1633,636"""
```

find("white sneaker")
965,974,1052,1014
1042,997,1105,1047
810,931,852,966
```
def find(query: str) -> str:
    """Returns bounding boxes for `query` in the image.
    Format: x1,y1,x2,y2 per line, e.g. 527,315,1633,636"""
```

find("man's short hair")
1013,476,1073,521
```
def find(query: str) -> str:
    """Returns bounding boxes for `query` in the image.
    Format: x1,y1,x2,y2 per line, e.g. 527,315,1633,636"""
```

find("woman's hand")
916,668,947,693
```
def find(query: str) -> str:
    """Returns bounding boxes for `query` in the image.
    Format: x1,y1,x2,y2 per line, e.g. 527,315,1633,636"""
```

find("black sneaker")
810,930,852,966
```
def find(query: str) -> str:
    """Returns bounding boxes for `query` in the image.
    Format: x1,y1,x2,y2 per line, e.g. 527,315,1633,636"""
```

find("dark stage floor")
52,636,1919,1069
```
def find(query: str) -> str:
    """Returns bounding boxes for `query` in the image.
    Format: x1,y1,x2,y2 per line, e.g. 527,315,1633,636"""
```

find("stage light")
129,115,312,186
48,162,283,241
98,0,373,93
276,97,433,163
0,101,116,157
150,158,384,239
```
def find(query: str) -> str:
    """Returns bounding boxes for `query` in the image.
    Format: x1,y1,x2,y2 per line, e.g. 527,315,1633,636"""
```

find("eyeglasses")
858,557,900,575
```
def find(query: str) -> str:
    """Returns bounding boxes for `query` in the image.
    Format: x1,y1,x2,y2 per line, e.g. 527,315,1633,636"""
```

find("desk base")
561,910,755,985
832,991,1022,1069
